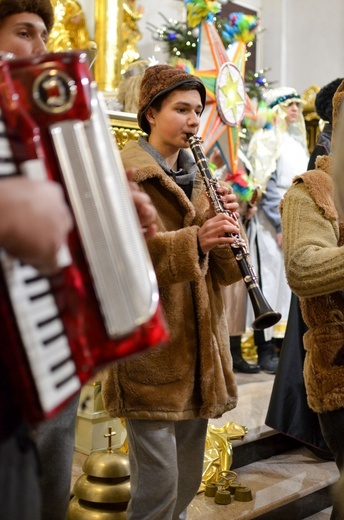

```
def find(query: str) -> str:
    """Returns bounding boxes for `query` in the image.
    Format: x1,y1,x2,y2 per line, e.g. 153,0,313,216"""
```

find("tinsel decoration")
225,168,255,202
217,12,259,46
184,0,222,29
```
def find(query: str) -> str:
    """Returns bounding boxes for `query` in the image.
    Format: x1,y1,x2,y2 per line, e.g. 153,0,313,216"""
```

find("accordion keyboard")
2,258,80,413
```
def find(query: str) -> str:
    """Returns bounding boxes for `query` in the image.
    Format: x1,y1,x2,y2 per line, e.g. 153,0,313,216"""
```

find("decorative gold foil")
199,421,247,493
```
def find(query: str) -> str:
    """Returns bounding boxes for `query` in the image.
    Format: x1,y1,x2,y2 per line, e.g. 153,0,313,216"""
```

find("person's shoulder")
121,139,140,157
121,139,144,167
121,139,160,176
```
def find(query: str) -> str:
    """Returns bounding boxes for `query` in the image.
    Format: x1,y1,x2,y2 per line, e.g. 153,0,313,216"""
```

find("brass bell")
67,427,130,519
73,474,130,504
204,483,217,497
214,488,232,505
68,498,127,520
82,450,129,479
234,486,253,502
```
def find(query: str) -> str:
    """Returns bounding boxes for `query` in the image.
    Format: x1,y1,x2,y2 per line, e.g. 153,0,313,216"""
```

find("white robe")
246,132,309,340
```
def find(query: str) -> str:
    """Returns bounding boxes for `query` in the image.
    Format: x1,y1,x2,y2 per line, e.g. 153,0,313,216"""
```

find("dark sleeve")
307,144,328,170
260,170,282,233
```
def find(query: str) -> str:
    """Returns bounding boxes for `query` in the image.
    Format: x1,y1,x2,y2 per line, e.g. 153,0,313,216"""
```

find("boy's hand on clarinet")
198,213,241,254
207,184,239,218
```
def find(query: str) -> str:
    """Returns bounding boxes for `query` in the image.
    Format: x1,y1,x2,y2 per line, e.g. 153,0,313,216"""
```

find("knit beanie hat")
137,64,206,134
0,0,55,34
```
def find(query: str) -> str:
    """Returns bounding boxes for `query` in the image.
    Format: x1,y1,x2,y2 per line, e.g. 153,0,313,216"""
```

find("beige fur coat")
281,154,344,413
102,140,242,420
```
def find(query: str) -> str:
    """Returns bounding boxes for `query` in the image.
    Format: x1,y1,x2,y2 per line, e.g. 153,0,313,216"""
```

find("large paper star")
195,21,256,173
217,62,245,125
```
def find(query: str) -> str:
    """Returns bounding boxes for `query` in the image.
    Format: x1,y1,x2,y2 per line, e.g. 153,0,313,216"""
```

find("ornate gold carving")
121,1,143,75
47,0,97,53
302,84,321,154
48,1,144,91
302,85,320,114
94,0,143,91
107,110,145,149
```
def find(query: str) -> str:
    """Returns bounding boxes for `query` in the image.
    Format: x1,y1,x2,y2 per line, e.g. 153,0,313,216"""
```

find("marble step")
188,446,338,520
304,508,332,519
71,371,337,519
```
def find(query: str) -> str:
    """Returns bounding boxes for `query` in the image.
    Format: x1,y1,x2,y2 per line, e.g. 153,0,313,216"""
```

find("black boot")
230,335,260,374
257,340,279,374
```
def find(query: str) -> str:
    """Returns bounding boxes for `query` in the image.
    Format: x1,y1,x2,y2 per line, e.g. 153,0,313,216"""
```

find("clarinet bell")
252,310,282,330
250,288,281,330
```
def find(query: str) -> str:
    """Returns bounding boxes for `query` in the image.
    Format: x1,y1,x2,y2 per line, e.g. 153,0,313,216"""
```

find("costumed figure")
117,59,150,113
102,64,242,519
276,79,344,519
246,86,309,373
266,78,344,458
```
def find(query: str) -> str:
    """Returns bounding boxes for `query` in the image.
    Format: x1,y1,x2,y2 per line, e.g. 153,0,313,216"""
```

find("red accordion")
0,51,168,423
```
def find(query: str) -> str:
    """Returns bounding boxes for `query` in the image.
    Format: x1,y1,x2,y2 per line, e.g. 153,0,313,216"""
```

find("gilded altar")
107,109,145,149
48,0,142,91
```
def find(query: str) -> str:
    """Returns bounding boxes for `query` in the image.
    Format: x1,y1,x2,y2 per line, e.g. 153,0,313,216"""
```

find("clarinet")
188,134,281,330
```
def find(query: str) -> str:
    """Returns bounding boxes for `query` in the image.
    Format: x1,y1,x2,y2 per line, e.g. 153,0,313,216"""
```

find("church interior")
4,0,344,519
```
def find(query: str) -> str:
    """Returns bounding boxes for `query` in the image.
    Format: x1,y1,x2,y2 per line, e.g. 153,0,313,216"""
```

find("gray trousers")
36,394,79,520
125,417,208,520
0,422,41,520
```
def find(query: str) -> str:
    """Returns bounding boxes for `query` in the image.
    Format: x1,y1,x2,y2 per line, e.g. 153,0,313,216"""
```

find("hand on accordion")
0,177,73,274
126,167,158,240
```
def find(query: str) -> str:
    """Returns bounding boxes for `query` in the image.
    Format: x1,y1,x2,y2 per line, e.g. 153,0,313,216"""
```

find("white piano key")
39,371,80,413
35,317,64,346
30,295,61,326
27,334,72,378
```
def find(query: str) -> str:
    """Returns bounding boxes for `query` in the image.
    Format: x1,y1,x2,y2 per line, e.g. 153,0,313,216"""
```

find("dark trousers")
318,408,344,520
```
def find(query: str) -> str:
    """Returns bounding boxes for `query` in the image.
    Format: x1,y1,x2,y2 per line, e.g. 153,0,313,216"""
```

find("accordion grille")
50,94,158,339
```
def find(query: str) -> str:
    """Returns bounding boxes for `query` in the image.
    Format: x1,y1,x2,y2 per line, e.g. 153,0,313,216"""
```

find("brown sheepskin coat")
281,154,344,413
102,140,242,420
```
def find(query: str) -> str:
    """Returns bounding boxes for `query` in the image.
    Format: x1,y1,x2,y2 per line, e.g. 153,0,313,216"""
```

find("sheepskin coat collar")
102,140,241,420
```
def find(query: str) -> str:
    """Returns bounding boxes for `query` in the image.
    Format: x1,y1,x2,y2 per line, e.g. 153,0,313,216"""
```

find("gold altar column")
94,0,123,91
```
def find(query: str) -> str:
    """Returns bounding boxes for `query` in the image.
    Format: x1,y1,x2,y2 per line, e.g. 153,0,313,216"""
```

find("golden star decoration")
217,62,245,125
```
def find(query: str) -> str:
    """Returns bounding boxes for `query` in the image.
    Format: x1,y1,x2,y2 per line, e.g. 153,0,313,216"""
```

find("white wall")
282,0,344,92
78,0,95,37
257,0,344,92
